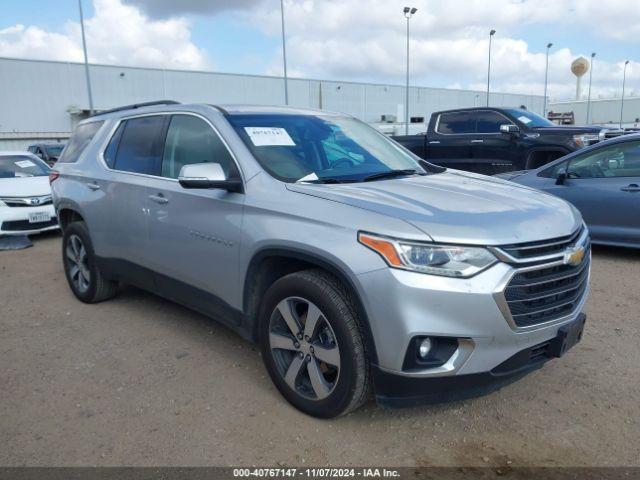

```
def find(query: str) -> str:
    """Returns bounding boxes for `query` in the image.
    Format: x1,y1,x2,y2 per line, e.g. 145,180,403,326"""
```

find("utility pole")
78,0,94,114
280,0,289,105
403,6,417,135
486,29,496,107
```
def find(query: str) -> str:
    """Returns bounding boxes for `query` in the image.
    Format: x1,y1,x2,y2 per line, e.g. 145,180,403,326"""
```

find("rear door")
469,110,517,174
426,111,473,170
143,113,245,321
542,140,640,245
97,114,168,286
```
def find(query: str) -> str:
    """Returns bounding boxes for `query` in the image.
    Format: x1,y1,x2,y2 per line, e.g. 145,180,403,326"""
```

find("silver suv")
52,101,590,418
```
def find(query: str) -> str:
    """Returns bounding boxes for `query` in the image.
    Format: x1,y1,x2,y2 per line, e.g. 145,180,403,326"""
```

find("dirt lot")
1,232,639,467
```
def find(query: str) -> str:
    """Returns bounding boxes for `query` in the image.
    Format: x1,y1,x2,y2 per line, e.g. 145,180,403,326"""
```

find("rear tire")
259,269,370,418
62,221,117,303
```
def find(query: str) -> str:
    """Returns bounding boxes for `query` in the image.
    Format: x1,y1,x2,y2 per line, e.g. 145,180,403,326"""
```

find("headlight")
573,133,599,148
358,232,497,278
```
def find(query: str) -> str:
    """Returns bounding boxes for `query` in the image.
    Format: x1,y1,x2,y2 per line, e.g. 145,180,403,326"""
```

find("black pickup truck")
393,107,606,175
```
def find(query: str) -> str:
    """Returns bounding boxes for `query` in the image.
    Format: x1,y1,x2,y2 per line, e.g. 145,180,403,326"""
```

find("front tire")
259,269,370,418
62,221,117,303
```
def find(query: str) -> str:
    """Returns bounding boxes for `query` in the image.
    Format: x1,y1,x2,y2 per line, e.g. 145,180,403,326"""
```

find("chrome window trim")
96,110,246,186
435,109,514,136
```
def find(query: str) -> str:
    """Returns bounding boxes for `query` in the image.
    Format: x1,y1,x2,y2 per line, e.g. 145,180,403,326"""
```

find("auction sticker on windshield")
244,127,295,146
15,160,36,168
518,116,532,124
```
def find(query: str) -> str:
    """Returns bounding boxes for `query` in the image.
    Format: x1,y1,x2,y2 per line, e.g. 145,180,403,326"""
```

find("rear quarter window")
58,121,104,163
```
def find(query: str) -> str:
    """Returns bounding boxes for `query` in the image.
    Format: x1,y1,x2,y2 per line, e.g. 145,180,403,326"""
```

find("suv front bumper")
373,313,586,407
356,259,589,405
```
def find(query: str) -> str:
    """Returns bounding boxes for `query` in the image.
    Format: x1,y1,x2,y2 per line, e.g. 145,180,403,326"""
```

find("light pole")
78,0,94,114
543,42,553,117
280,0,289,105
486,29,496,107
586,52,596,124
403,6,417,135
620,60,630,128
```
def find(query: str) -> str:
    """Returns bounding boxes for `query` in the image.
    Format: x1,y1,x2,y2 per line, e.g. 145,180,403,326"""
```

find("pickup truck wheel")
62,221,118,303
259,269,370,418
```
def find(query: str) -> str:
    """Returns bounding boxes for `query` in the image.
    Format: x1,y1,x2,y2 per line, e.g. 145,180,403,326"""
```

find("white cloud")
247,0,640,101
0,0,208,70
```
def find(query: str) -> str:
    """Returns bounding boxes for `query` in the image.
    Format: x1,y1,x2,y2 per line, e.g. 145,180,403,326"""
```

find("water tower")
571,57,590,100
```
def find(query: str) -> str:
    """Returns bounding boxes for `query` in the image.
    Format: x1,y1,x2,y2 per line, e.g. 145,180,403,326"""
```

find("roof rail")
90,100,180,117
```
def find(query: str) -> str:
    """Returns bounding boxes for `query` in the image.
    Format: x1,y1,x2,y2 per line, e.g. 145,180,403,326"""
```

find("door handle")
428,141,441,144
470,139,484,143
621,184,640,192
87,182,100,191
148,193,169,204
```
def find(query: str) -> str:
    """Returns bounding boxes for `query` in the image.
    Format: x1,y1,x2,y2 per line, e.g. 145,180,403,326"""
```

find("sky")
0,0,638,102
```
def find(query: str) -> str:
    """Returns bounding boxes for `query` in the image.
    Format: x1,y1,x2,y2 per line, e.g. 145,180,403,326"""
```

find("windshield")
226,114,427,183
45,145,65,157
0,156,50,178
505,109,554,128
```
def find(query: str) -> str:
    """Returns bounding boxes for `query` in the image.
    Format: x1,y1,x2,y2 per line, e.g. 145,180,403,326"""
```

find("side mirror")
555,172,567,185
178,163,243,193
500,124,520,135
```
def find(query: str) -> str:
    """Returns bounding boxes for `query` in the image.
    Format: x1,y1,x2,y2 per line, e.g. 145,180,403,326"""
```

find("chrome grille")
504,249,590,328
0,195,52,207
498,226,583,261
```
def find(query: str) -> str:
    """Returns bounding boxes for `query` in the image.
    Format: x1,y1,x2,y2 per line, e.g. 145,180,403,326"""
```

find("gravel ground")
1,232,639,467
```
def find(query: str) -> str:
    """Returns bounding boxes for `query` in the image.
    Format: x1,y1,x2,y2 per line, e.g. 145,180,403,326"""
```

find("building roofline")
0,55,543,99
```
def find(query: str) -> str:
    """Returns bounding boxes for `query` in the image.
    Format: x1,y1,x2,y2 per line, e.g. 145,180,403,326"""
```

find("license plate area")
28,212,51,223
548,314,586,358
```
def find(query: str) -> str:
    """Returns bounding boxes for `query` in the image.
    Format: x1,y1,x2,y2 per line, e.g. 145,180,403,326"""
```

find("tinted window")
59,121,104,163
113,116,166,175
567,141,640,179
161,115,236,179
0,156,50,178
475,111,507,133
104,122,125,169
437,112,474,134
45,145,65,157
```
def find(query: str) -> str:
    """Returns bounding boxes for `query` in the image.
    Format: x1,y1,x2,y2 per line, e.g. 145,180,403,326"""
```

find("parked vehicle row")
51,102,589,417
0,152,59,236
393,107,606,175
496,134,640,249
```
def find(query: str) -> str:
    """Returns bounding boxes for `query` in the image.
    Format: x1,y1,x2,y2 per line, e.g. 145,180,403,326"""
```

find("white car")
0,151,59,236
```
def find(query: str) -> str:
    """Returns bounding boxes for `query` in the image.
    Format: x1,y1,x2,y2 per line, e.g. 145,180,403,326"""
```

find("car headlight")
358,232,497,278
573,133,599,148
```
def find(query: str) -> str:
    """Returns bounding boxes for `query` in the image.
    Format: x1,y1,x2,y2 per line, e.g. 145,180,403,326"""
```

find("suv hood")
0,176,52,197
287,171,580,245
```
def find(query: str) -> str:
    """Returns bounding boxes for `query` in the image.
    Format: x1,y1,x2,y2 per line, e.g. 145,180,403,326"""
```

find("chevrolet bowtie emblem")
564,246,585,266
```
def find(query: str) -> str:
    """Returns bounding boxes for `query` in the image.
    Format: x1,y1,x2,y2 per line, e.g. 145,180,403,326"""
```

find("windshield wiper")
362,169,421,182
297,177,354,184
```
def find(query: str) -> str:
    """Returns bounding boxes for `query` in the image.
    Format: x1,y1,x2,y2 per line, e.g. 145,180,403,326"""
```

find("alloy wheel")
66,234,90,293
268,296,341,400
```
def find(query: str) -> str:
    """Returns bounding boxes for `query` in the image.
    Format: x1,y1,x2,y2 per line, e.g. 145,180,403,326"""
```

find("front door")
469,110,517,175
144,114,246,322
543,140,640,245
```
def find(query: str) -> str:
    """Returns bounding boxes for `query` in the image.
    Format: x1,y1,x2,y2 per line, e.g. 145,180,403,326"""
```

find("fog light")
418,338,433,358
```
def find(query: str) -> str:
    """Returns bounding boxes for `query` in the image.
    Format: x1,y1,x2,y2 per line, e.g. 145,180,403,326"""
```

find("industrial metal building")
0,56,547,150
547,97,640,127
